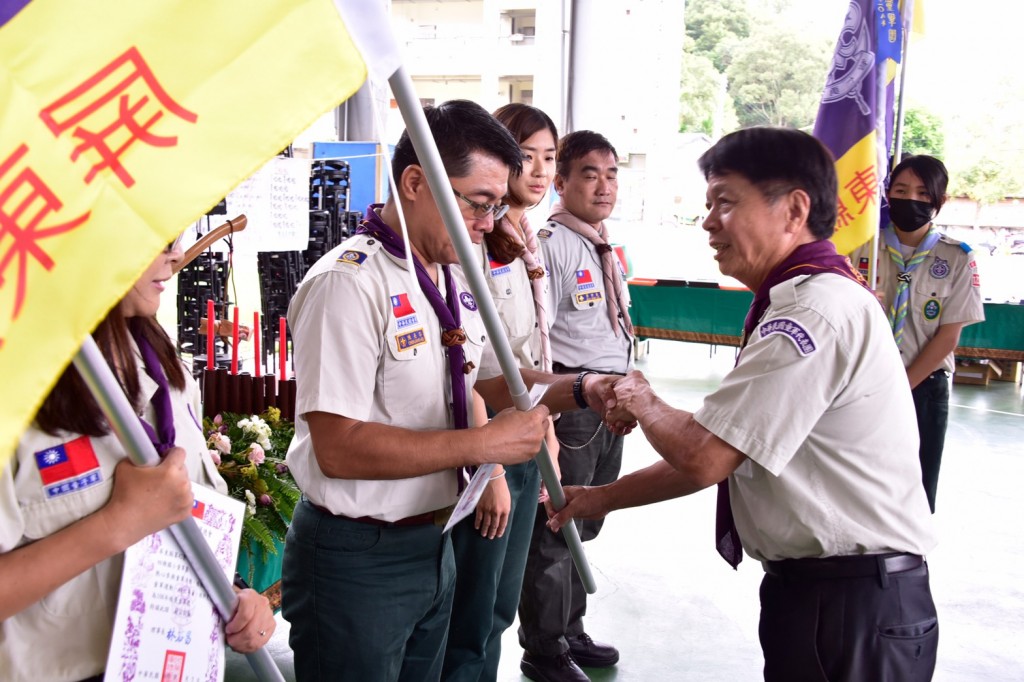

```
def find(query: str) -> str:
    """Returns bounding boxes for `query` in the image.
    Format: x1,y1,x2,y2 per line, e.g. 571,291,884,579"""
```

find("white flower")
241,415,271,437
208,432,231,454
257,436,272,452
244,489,257,517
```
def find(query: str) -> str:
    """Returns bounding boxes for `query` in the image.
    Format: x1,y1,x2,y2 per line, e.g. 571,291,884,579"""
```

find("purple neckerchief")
129,318,176,456
356,207,470,432
716,239,869,569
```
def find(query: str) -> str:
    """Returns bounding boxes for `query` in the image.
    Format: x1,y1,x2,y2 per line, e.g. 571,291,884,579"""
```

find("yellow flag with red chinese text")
0,0,367,466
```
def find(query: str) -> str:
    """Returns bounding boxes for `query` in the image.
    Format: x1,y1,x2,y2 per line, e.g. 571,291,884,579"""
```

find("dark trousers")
759,559,938,681
518,408,623,656
913,370,950,513
282,500,455,682
443,460,541,681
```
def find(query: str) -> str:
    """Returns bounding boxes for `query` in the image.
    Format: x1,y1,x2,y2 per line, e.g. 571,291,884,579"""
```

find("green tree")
679,41,739,135
949,158,1020,205
685,0,751,71
726,27,831,129
899,107,945,158
944,76,1024,204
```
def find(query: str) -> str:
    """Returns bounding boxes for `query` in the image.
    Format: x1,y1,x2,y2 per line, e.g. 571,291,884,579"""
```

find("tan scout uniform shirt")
538,220,632,374
0,356,225,682
853,233,985,374
467,240,544,378
286,234,492,521
694,274,937,563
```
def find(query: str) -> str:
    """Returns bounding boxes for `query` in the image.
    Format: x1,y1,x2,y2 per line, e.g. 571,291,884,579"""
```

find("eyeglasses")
453,188,509,221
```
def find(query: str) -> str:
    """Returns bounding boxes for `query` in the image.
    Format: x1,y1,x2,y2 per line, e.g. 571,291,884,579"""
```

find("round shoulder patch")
929,257,949,279
459,291,478,311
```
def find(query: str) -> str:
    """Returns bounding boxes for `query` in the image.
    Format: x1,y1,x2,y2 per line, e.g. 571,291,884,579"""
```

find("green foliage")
900,107,945,158
202,407,298,566
679,49,737,134
949,157,1020,205
685,0,751,72
726,27,831,129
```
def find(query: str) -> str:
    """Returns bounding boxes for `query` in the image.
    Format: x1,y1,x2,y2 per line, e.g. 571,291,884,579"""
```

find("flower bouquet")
203,407,299,570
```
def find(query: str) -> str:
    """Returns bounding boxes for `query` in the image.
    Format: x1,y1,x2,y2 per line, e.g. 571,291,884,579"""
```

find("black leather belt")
552,361,625,376
307,500,449,528
764,552,924,582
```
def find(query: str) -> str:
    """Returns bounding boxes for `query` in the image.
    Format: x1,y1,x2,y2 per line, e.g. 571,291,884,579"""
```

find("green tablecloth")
628,280,1024,360
235,538,284,610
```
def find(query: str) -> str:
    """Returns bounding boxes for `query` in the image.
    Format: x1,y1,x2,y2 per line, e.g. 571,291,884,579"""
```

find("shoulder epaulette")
537,221,559,241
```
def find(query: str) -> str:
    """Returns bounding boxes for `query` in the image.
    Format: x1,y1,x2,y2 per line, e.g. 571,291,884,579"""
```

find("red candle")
206,299,215,370
231,306,239,375
279,316,287,383
253,311,261,377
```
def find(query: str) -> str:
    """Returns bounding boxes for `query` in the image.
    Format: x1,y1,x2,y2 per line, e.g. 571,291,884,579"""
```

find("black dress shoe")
567,633,619,668
520,651,590,682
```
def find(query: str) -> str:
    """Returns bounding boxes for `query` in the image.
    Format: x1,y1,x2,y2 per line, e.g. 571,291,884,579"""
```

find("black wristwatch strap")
573,371,597,410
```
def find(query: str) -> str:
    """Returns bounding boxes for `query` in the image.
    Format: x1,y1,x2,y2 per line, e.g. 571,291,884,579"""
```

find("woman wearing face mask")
857,155,985,513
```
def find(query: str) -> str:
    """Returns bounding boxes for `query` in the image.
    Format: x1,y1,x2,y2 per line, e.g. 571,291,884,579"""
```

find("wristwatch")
573,370,597,410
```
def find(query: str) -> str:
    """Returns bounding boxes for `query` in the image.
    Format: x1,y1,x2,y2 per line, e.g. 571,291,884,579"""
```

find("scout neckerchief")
356,208,471,434
717,239,870,569
548,201,634,337
882,225,941,346
492,212,552,371
129,318,176,455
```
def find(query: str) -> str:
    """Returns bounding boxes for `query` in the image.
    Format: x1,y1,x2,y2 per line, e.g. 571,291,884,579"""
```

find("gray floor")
226,340,1024,681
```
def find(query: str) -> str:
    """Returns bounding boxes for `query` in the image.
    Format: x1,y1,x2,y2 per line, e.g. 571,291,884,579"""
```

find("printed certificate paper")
105,482,245,682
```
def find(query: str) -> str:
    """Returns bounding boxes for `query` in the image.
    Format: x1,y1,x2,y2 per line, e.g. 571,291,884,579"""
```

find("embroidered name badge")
576,291,603,305
929,257,949,279
459,291,478,311
576,269,596,291
338,250,367,266
759,318,816,356
34,435,103,499
923,298,941,321
537,228,553,240
488,253,511,277
391,293,419,329
396,328,427,351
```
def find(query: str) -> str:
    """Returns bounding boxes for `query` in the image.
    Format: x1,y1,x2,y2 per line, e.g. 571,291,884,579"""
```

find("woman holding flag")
857,155,985,513
0,237,275,681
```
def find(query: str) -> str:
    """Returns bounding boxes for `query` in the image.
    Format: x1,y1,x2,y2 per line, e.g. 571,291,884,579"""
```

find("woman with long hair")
443,103,561,682
0,238,275,681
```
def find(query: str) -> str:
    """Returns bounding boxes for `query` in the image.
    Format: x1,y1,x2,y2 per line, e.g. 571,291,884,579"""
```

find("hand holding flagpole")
387,66,597,594
73,336,284,682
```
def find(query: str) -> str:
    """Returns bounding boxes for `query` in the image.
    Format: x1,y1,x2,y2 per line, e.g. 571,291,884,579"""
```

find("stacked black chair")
176,251,230,377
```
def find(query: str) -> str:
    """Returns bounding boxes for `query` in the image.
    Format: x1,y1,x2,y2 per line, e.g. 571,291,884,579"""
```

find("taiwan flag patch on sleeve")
34,436,103,498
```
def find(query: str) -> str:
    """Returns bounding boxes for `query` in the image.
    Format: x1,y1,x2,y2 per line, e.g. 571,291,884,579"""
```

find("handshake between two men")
548,369,737,534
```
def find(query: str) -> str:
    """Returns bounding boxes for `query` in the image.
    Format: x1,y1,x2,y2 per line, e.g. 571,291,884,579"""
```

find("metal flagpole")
892,0,916,165
387,66,597,594
73,336,284,682
869,0,916,288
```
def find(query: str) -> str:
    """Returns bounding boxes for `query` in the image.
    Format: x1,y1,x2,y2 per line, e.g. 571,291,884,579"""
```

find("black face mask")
888,198,934,232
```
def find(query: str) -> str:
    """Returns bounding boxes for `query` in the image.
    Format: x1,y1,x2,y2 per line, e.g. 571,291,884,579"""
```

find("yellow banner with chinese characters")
0,0,366,465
